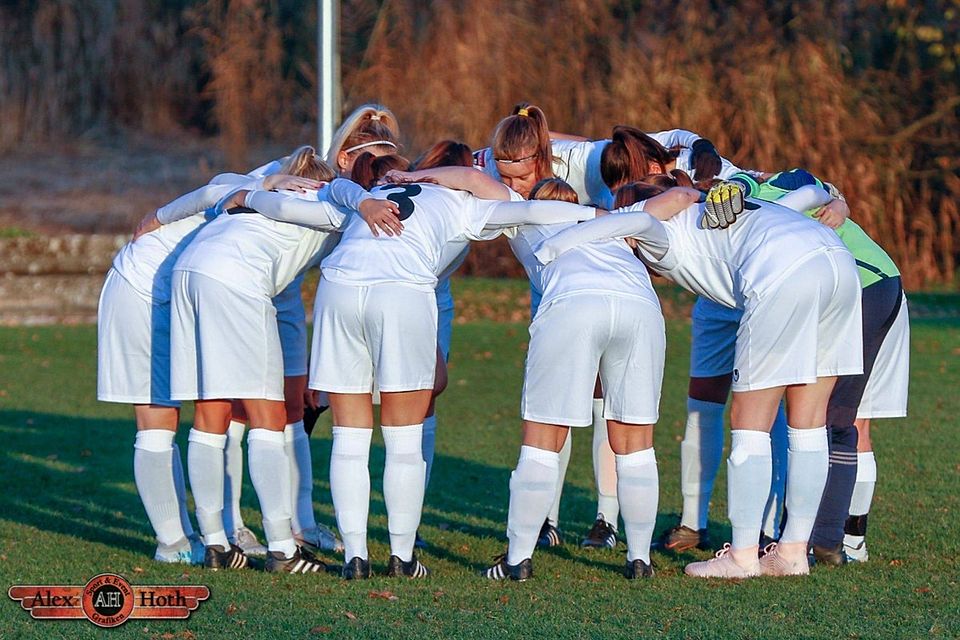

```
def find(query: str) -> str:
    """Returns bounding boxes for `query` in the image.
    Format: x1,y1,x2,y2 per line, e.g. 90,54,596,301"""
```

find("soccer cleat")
154,535,204,565
386,554,431,578
581,516,618,549
758,542,809,576
809,543,847,567
624,558,655,580
537,519,563,548
843,534,869,563
684,543,760,579
652,524,712,553
481,554,533,581
341,556,372,580
295,524,344,553
265,546,331,574
843,514,870,562
232,526,268,557
204,544,249,570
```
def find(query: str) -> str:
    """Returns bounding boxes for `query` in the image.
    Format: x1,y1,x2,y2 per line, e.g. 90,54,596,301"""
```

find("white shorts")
858,294,909,419
310,278,438,393
170,271,284,401
97,269,179,406
274,278,308,377
733,250,863,392
690,296,742,378
522,294,665,426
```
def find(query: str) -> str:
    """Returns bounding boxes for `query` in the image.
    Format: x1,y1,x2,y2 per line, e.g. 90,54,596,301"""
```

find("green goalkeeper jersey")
731,170,900,288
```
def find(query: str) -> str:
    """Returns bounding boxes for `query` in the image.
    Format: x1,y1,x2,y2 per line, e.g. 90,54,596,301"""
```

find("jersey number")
382,184,422,221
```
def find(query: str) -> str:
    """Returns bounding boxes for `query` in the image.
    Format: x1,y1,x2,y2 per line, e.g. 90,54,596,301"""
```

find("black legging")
809,275,903,548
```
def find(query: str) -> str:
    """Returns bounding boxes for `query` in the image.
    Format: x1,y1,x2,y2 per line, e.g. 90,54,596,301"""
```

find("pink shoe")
685,543,761,579
759,542,810,576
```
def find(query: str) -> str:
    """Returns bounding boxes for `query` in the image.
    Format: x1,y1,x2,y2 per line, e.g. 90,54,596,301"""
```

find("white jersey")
111,181,257,304
505,220,659,309
536,198,848,309
473,130,703,208
321,182,596,291
173,181,366,298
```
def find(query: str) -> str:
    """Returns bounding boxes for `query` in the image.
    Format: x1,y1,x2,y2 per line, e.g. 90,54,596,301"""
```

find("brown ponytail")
350,152,410,190
412,140,473,170
601,125,681,191
491,102,554,180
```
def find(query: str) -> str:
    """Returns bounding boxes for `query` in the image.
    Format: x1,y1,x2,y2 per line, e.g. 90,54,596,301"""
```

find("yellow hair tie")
517,107,529,117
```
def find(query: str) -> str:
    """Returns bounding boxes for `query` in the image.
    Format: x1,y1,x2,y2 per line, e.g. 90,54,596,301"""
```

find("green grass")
0,282,958,639
0,226,35,238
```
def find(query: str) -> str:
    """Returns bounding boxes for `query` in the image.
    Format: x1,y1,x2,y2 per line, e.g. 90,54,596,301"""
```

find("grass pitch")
0,280,957,639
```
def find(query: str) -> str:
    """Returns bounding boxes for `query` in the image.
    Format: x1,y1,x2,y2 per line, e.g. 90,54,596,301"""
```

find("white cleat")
843,534,869,563
232,526,268,557
685,543,760,579
154,534,204,565
759,542,809,576
295,523,344,553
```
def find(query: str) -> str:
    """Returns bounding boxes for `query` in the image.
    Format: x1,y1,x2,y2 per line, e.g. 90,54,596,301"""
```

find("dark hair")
350,152,410,189
600,125,681,191
412,140,473,170
614,169,694,208
491,102,554,180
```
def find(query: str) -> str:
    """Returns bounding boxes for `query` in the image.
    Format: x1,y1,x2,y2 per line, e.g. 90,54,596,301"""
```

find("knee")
830,424,858,450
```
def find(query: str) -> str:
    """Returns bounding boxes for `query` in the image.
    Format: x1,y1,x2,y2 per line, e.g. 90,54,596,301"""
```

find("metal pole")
318,0,340,156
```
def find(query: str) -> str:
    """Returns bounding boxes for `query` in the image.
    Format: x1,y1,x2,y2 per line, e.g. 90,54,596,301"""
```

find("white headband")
344,140,397,154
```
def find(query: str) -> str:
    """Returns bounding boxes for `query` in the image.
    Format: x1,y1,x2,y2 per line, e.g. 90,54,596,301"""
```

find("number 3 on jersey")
381,184,422,221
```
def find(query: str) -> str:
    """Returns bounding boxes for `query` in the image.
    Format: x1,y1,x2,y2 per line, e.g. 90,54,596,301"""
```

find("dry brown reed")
1,0,957,286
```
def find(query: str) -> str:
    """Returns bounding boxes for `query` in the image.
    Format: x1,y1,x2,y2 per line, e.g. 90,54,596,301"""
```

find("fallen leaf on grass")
344,611,358,621
889,559,903,566
498,595,509,605
310,626,332,634
369,590,399,601
915,586,932,594
133,566,144,574
226,603,238,615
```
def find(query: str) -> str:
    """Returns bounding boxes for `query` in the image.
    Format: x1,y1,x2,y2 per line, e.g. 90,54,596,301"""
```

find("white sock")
849,451,877,515
134,430,187,546
762,405,788,538
247,428,296,558
382,424,426,562
727,429,772,550
284,420,316,535
187,429,230,549
171,443,196,538
547,430,571,526
330,426,373,560
222,421,246,537
780,426,829,544
679,398,725,530
616,448,659,563
422,413,437,491
592,399,619,526
506,446,560,566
